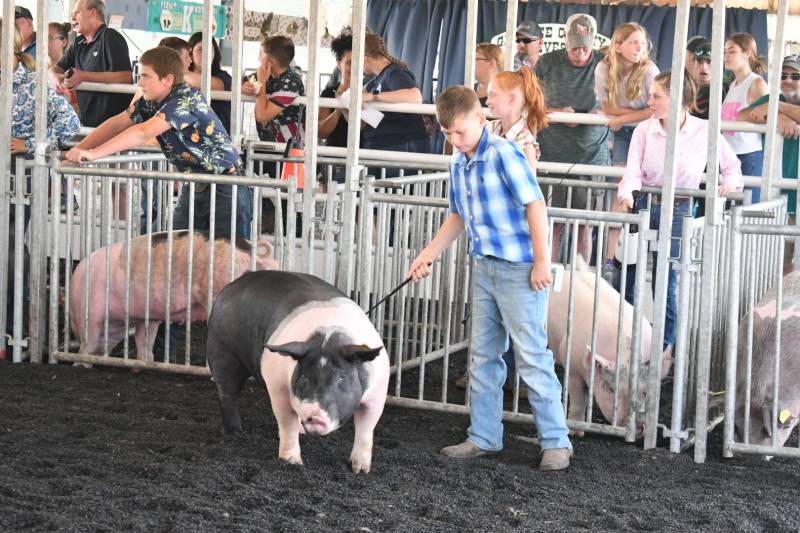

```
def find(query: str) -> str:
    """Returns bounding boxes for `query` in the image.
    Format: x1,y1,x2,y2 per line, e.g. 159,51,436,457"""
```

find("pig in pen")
47,163,285,372
723,210,800,460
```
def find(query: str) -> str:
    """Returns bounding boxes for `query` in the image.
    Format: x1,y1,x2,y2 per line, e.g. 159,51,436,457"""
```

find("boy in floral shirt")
65,46,252,238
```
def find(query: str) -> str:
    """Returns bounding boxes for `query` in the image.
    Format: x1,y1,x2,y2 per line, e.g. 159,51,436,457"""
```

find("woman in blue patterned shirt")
6,23,80,158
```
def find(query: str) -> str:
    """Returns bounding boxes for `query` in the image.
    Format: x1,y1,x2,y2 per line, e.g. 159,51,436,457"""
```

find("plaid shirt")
448,128,544,263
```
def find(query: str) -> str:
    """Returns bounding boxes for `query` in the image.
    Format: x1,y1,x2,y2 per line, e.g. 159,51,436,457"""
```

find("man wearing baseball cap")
514,20,544,71
535,13,609,258
738,54,800,269
688,39,729,120
15,6,36,58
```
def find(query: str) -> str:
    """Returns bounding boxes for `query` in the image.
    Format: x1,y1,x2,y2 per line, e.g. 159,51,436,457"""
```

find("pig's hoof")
279,450,303,466
72,362,93,369
350,452,372,474
569,429,585,438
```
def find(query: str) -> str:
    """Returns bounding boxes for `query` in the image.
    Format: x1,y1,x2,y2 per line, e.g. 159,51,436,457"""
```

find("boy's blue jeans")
467,256,571,451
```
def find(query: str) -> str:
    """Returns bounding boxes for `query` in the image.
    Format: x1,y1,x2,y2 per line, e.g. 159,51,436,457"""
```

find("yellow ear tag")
779,409,793,426
362,343,370,349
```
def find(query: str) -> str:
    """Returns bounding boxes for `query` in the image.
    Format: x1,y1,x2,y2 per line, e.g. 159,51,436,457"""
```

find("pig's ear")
584,346,614,374
257,239,274,258
340,344,384,363
265,341,309,360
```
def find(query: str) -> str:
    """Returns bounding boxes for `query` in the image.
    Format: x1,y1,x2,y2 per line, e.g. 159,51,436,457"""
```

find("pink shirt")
618,115,744,202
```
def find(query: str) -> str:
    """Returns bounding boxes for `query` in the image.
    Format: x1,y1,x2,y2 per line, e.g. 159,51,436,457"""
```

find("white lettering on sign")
491,23,611,54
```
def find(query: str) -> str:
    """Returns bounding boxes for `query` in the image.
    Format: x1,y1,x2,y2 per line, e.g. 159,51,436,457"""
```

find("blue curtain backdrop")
366,0,768,103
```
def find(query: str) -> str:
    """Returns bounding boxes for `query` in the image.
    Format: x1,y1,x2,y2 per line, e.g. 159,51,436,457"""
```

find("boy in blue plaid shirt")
408,87,572,470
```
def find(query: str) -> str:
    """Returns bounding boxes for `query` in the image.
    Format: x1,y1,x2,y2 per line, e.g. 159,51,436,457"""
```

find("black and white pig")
206,271,390,473
735,271,800,449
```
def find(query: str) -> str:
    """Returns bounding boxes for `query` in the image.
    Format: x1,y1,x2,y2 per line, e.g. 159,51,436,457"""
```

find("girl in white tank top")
720,33,768,201
720,34,768,155
721,71,764,154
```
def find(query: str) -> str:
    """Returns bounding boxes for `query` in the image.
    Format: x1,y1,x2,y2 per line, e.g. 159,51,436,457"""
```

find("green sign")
147,0,228,39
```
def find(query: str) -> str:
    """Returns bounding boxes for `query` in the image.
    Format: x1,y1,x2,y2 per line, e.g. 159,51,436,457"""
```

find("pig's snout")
298,403,332,435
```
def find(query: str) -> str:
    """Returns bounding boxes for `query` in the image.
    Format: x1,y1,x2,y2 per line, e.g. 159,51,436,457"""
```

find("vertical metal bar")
759,0,790,201
303,0,322,275
48,163,62,361
643,0,691,450
670,216,695,452
771,241,784,448
0,2,16,358
626,209,651,441
464,0,479,87
337,0,367,293
229,0,244,146
12,159,27,363
694,0,726,463
27,0,50,363
503,0,519,72
123,178,134,359
723,209,742,457
102,175,113,355
200,0,213,100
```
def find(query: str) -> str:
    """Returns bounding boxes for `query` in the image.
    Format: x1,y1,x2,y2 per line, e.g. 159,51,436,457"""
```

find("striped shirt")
448,128,544,263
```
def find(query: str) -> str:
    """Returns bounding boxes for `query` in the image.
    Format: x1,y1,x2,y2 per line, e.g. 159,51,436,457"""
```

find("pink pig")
548,257,672,433
69,230,277,361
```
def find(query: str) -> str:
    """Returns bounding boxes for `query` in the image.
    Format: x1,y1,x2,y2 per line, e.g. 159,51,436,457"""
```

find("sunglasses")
694,49,712,60
782,72,800,81
516,38,538,44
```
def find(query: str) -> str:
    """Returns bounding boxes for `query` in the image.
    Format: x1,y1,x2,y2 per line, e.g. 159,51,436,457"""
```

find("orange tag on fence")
280,147,305,189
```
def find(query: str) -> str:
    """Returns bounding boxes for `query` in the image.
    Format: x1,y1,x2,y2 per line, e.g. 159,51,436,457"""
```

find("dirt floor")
1,357,799,533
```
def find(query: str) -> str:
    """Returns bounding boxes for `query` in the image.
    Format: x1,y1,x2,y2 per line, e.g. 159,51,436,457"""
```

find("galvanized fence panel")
665,199,787,456
723,206,800,460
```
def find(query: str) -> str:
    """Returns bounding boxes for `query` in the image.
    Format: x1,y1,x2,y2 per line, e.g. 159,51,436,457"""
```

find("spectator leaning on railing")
737,54,800,270
48,0,132,128
595,22,659,280
614,71,743,349
535,13,610,262
721,32,768,201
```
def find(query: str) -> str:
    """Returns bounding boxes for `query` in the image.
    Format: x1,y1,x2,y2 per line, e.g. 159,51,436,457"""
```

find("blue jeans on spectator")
738,150,763,204
173,183,253,239
611,197,690,350
612,126,637,165
153,182,253,358
467,256,571,451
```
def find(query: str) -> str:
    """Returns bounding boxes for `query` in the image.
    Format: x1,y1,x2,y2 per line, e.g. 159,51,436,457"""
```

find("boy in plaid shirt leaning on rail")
407,87,572,471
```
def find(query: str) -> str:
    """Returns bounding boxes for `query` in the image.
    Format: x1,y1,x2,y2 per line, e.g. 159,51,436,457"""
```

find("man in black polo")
48,0,132,127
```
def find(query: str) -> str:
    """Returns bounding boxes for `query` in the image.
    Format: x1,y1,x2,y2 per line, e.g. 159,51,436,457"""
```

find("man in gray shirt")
535,13,610,260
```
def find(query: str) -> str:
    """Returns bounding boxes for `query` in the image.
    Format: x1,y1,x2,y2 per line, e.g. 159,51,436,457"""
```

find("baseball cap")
516,21,543,40
15,6,33,20
783,54,800,71
693,41,712,62
565,14,597,49
686,35,706,53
